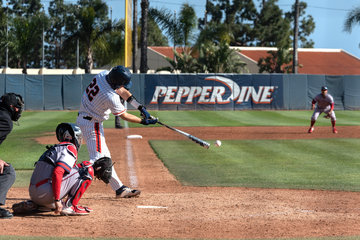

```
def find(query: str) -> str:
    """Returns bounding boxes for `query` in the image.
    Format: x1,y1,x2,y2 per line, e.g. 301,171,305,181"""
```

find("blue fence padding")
284,74,308,110
44,75,63,110
6,75,25,99
25,75,43,110
63,75,82,110
0,75,5,96
0,73,359,110
325,75,344,110
343,75,360,110
307,75,326,110
269,74,284,110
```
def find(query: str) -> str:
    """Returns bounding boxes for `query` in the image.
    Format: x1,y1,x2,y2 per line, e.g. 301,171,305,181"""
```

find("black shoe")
116,185,141,198
0,207,13,219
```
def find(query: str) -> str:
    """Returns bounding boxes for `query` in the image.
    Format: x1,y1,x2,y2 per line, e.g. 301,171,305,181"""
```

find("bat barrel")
157,121,210,149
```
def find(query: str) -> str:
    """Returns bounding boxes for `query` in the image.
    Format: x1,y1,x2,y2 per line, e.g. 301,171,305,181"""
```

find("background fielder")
308,86,337,134
77,65,157,198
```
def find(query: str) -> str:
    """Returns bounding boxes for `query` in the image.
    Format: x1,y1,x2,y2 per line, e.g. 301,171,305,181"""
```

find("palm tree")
93,20,125,67
344,7,360,49
64,0,111,73
140,0,149,73
149,3,197,48
8,14,46,73
155,48,198,73
197,41,247,73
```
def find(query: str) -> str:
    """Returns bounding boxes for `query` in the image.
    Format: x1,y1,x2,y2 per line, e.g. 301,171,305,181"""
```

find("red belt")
35,178,50,187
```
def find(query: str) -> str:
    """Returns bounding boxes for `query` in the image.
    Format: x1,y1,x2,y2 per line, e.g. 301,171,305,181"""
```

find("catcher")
308,86,337,134
12,123,94,216
76,65,157,198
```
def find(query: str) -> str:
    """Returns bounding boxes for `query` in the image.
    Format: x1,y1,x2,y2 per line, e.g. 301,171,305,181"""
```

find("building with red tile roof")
144,46,360,75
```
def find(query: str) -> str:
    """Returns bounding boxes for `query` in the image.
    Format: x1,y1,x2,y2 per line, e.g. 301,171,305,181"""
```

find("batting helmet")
0,93,24,121
321,86,328,91
106,65,132,90
56,123,83,150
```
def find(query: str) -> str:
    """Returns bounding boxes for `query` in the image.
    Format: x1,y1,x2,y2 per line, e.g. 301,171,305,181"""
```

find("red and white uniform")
311,93,336,121
29,143,80,209
76,70,125,191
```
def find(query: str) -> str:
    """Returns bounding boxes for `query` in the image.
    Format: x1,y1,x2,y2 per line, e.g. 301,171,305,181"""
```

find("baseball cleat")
308,127,314,133
116,185,141,198
77,205,93,212
333,127,338,134
0,207,13,219
60,205,90,216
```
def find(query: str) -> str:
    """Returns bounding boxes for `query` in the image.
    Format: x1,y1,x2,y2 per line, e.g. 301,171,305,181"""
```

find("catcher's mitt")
92,157,113,184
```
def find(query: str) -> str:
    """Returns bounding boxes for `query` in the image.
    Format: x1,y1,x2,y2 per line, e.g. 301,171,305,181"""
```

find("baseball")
215,140,222,147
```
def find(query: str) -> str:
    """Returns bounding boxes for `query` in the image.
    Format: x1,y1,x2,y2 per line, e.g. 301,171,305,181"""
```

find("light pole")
42,7,45,70
76,5,80,69
5,1,9,69
292,0,299,74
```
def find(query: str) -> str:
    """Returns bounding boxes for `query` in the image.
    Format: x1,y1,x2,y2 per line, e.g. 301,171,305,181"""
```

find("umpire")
0,93,24,219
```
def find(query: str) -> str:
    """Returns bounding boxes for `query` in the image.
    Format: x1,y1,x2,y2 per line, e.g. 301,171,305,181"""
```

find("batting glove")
140,116,158,125
138,105,151,119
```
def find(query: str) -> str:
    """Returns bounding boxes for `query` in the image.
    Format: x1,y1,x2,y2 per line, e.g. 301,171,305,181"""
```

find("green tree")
198,0,258,46
156,48,198,73
255,0,291,47
146,16,168,46
344,6,360,51
255,0,293,73
8,0,42,17
197,41,247,73
47,0,70,68
8,14,47,73
64,0,111,73
93,20,125,67
0,1,8,66
285,1,315,48
149,3,197,47
257,48,293,73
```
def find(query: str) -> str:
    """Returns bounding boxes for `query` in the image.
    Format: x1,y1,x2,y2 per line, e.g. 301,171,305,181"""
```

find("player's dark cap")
321,86,328,91
106,65,132,90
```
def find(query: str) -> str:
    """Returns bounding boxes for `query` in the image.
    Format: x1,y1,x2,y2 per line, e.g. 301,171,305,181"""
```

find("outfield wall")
0,74,359,110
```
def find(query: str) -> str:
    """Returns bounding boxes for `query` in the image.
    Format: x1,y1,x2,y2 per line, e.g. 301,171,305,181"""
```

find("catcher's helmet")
106,65,132,90
0,93,24,121
56,123,83,150
321,86,328,91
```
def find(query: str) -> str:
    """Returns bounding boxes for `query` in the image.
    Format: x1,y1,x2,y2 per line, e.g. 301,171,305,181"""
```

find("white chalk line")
137,205,168,209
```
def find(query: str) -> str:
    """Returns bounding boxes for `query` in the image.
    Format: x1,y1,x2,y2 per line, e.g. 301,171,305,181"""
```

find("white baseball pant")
76,115,124,191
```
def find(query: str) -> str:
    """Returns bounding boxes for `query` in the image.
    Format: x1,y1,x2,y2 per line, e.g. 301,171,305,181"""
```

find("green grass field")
3,110,360,240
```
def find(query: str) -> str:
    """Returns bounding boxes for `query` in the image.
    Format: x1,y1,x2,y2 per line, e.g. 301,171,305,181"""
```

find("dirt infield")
2,126,360,239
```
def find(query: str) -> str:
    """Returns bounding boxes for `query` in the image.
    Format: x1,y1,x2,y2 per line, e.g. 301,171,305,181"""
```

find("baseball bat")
157,121,210,149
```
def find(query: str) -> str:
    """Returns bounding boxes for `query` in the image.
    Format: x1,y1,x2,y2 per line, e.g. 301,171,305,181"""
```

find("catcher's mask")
106,65,132,90
56,123,83,150
0,93,24,121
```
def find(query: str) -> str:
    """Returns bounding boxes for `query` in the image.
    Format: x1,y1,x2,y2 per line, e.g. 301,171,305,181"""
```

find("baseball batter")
76,65,157,198
308,86,337,134
13,123,94,216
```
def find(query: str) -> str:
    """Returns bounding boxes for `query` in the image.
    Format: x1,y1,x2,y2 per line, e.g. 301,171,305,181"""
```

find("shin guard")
66,161,94,207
